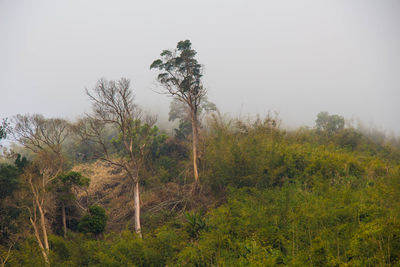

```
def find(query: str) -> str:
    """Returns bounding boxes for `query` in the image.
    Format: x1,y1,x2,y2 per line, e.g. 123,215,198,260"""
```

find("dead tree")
76,78,155,237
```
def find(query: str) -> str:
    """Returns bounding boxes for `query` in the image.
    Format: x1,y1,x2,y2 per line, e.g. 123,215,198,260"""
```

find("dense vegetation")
1,41,399,266
1,110,400,266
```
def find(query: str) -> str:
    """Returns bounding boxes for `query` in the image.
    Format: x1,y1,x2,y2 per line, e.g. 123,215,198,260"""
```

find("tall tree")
77,78,157,237
12,114,69,266
151,40,207,186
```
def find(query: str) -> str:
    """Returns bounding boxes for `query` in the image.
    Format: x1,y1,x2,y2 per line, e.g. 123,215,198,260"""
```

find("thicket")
1,111,400,266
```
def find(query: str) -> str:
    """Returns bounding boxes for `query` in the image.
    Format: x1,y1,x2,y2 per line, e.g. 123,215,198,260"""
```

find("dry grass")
72,160,219,232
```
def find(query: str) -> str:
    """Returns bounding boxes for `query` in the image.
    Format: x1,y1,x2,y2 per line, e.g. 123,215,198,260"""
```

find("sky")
1,0,399,134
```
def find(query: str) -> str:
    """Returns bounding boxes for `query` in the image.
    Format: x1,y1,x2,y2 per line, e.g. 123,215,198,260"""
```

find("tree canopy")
315,111,345,134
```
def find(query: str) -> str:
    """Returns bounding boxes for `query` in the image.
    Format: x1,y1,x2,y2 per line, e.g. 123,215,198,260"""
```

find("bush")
78,205,107,235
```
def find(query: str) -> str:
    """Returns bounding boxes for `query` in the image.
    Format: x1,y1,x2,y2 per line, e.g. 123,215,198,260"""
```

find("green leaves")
315,111,345,135
160,50,172,57
0,118,9,140
78,205,107,235
149,59,162,70
176,39,192,51
56,171,90,187
150,39,205,99
184,212,208,239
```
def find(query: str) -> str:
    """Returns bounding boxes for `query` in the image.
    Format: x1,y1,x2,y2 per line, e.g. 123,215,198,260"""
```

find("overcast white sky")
1,0,399,133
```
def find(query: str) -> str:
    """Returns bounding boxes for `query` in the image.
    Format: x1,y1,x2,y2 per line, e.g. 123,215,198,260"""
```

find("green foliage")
51,171,90,235
151,40,202,92
184,212,208,239
148,126,169,160
7,237,45,267
174,120,192,140
49,235,71,264
172,179,400,266
202,115,375,193
80,231,161,266
168,97,217,138
0,155,26,245
78,205,107,235
4,111,400,266
315,111,345,134
0,118,9,141
111,120,167,162
150,39,206,111
56,171,90,188
0,165,20,200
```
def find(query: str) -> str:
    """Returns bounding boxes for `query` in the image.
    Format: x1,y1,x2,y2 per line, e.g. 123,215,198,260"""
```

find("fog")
1,0,399,134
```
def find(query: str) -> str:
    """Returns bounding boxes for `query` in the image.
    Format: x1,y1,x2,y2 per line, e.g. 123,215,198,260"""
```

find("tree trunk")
30,179,50,266
39,208,51,266
133,180,142,238
30,217,50,266
37,201,50,255
191,111,199,185
62,202,67,238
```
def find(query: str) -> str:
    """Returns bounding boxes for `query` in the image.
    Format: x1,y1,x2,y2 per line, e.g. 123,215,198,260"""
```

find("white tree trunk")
29,178,50,266
133,180,142,238
191,112,199,185
30,217,50,266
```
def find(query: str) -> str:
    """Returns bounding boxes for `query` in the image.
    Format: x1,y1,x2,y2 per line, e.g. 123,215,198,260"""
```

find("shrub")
78,205,107,235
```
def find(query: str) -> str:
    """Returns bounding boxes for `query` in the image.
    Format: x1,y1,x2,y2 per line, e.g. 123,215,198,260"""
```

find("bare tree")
76,78,156,237
151,40,207,186
12,114,69,266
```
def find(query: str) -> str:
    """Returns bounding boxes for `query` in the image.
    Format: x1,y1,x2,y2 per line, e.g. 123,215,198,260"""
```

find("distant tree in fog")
315,111,344,135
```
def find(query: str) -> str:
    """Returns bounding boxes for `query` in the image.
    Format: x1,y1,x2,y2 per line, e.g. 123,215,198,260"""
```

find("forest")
1,40,400,267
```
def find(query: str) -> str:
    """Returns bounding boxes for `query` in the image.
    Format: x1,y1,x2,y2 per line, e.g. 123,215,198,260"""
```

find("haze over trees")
315,111,345,135
0,40,400,266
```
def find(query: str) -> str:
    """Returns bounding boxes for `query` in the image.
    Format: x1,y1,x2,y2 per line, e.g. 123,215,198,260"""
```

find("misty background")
1,0,399,134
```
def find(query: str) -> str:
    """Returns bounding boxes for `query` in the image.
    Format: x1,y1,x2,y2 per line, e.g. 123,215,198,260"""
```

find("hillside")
2,112,400,266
